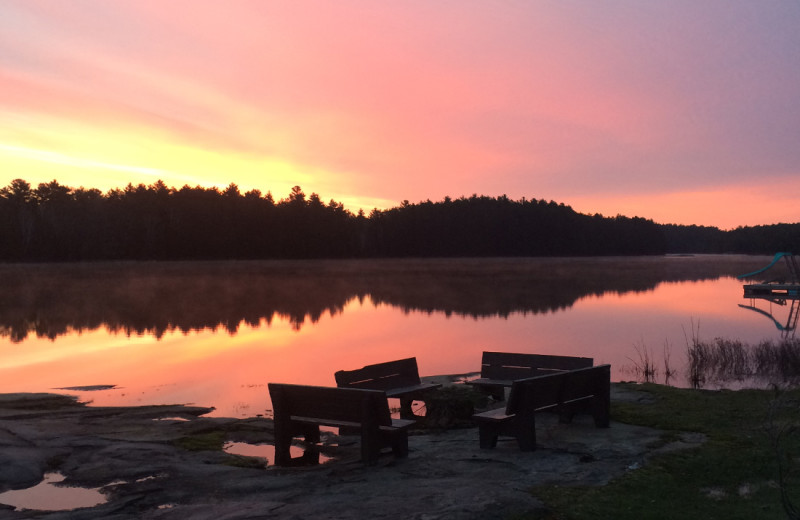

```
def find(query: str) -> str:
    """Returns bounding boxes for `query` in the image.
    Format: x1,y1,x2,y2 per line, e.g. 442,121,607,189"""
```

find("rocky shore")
0,385,704,520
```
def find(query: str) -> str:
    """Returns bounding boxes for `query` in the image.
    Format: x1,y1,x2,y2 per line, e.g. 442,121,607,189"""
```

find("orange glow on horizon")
564,177,800,230
2,131,797,226
0,138,398,214
0,1,798,228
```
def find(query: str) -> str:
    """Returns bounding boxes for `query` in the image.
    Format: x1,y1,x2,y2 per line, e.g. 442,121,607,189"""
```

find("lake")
0,255,795,418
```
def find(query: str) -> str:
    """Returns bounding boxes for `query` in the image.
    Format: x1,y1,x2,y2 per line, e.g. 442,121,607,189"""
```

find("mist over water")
0,255,792,417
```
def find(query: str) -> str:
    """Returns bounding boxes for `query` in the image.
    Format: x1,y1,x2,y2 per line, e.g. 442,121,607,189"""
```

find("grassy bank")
533,383,800,520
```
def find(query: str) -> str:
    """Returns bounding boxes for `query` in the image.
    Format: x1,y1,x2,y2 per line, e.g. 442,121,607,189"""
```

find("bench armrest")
473,407,514,423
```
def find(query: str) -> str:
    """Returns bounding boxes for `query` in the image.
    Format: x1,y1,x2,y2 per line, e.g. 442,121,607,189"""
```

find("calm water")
0,255,794,418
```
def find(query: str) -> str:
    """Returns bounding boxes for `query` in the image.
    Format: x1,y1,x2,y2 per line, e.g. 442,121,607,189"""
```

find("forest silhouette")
1,179,798,262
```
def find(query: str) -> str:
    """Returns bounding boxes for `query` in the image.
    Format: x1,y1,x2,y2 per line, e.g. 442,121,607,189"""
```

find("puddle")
0,472,109,512
223,441,333,466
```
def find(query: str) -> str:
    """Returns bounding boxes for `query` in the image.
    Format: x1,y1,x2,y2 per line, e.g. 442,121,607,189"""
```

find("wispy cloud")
0,143,170,178
0,0,798,227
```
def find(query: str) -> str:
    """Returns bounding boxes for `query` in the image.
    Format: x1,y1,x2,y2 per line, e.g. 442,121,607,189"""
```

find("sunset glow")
1,1,798,228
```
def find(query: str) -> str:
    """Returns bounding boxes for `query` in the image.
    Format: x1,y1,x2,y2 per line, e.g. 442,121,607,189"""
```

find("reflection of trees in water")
0,262,357,342
0,256,771,342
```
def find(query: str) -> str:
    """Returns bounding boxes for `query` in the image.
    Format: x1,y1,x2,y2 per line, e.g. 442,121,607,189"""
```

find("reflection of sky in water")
0,472,108,511
0,276,790,417
223,441,334,466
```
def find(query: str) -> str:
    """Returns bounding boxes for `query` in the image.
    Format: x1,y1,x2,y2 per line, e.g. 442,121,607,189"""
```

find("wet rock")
0,388,702,519
0,448,47,492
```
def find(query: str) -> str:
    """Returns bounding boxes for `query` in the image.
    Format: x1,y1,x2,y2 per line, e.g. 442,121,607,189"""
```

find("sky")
1,1,799,230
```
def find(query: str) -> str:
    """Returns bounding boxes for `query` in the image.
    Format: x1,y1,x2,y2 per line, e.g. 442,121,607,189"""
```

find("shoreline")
0,385,703,519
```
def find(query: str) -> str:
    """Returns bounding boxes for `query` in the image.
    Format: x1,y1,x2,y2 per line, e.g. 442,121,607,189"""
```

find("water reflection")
0,472,109,512
686,335,800,389
223,441,334,466
0,255,795,416
0,256,769,342
738,296,799,339
683,291,800,388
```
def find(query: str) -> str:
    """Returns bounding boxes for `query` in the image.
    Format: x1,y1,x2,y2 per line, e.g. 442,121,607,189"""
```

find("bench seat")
473,364,610,451
269,383,415,466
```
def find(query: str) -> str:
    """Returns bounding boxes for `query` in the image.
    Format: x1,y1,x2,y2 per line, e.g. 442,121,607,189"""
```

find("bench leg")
513,414,537,451
273,436,292,467
302,424,321,443
399,397,415,420
300,445,321,465
593,366,611,428
386,430,409,458
273,420,294,467
478,424,499,449
592,395,610,428
478,415,536,451
274,423,322,467
361,429,381,465
359,429,410,464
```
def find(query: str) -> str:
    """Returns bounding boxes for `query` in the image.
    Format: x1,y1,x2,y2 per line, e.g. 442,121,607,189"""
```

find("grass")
627,326,800,388
530,383,800,520
173,430,226,451
687,337,800,387
627,340,659,383
173,430,268,468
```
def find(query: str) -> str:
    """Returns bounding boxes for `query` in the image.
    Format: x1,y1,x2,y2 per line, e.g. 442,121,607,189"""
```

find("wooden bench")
466,351,594,400
334,357,442,419
472,364,611,451
268,383,415,466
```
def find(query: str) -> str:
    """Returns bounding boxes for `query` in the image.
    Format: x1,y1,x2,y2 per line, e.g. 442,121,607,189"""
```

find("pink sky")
1,1,798,229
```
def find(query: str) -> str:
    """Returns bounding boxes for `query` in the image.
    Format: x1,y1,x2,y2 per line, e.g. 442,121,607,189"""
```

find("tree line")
0,178,797,261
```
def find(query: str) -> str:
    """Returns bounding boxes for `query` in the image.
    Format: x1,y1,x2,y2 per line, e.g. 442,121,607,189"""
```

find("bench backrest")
504,364,611,415
505,372,567,415
268,383,393,427
334,357,421,391
562,364,611,403
481,351,593,380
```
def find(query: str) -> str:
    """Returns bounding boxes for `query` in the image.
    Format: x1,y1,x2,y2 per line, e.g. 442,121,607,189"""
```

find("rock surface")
0,387,702,519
